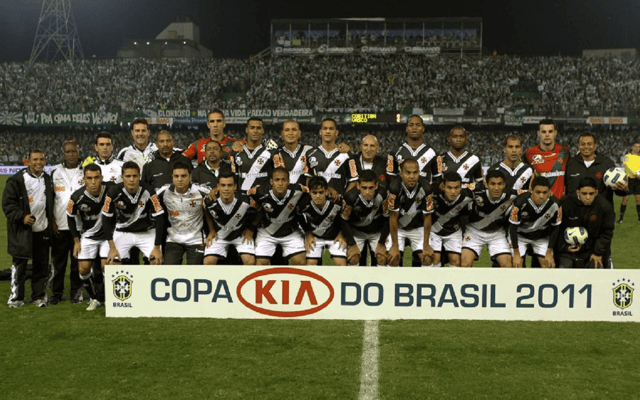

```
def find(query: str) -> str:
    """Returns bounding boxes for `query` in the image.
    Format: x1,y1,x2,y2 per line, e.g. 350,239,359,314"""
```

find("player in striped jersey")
461,169,519,268
66,164,114,310
157,162,214,265
508,176,561,268
341,170,388,266
297,176,349,266
204,171,256,265
385,159,435,267
306,118,358,195
102,162,165,265
231,117,274,192
249,167,308,266
488,135,534,191
434,126,482,189
429,172,473,268
271,120,313,185
392,115,438,182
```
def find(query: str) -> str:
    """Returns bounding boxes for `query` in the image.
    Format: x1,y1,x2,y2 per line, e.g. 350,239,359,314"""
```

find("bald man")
352,134,396,192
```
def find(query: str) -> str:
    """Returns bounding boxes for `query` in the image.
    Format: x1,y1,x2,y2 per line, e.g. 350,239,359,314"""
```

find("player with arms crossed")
249,167,308,266
67,164,113,310
509,176,561,268
204,171,256,265
297,176,349,266
429,172,474,268
385,159,435,267
103,162,165,265
461,169,518,268
157,162,214,265
340,170,389,266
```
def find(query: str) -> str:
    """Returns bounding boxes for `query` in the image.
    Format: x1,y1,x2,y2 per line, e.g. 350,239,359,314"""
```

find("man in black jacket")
557,177,615,269
2,150,55,308
141,131,191,190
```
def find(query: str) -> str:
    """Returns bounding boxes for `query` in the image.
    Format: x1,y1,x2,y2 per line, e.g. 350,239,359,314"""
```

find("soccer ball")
564,226,588,246
603,167,628,188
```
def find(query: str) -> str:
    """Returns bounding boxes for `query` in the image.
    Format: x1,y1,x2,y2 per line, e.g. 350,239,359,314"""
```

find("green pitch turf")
1,175,639,399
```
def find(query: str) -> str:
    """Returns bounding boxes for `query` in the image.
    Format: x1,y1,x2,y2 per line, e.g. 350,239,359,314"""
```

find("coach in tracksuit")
557,177,614,269
3,150,55,308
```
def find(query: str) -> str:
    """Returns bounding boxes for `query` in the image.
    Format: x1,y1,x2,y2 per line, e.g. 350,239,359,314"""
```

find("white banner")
0,166,54,175
105,266,639,322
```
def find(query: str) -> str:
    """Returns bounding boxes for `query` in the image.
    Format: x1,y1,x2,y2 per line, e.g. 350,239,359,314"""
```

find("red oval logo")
236,267,334,317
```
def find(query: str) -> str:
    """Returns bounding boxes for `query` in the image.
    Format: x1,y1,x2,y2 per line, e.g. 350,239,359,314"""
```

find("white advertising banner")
105,266,639,322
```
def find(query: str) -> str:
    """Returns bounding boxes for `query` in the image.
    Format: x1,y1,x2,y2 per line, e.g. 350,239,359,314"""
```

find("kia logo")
237,268,334,317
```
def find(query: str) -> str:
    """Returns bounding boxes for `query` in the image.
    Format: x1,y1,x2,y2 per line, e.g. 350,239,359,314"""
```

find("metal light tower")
29,0,84,64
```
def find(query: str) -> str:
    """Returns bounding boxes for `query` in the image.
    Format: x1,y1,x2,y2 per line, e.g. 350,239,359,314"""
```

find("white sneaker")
8,301,25,308
86,299,102,311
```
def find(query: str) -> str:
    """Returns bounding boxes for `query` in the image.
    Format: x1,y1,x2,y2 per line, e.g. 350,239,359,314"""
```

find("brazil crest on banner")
112,272,133,301
613,282,633,310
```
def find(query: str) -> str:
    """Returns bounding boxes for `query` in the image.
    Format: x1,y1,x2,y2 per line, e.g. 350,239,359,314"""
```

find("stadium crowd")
2,55,640,113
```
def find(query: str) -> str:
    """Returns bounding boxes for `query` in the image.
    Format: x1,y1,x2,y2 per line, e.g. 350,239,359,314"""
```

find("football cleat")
8,301,25,308
33,299,48,308
86,299,102,311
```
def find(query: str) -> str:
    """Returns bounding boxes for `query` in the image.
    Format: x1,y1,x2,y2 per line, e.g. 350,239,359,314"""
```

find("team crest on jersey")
288,204,295,210
465,236,471,241
396,155,404,165
334,159,342,167
475,197,484,207
463,164,469,170
590,215,597,222
420,157,427,163
309,157,318,168
235,156,243,166
112,271,133,302
78,178,85,186
235,213,242,219
544,213,550,219
138,201,144,207
557,157,564,164
116,201,126,210
532,155,543,165
79,204,91,212
210,210,218,219
67,200,74,214
263,203,273,212
613,280,634,309
379,174,386,182
189,200,198,207
520,176,528,184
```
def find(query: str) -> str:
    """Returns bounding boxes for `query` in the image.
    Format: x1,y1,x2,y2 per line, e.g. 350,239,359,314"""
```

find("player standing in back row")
524,119,570,200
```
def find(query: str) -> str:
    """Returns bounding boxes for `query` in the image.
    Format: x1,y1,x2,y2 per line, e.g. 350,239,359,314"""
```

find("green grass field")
1,175,640,399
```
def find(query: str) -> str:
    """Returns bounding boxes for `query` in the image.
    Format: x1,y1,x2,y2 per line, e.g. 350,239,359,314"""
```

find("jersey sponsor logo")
437,155,445,173
54,185,66,192
67,200,74,214
388,193,396,210
102,197,111,212
532,155,543,165
386,155,394,173
510,206,519,222
151,194,162,213
349,159,357,178
170,210,180,217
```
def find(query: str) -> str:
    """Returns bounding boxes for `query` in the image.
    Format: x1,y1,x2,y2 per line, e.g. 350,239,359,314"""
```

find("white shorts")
429,230,463,254
352,230,382,253
307,237,347,260
113,229,157,260
462,226,511,258
514,235,549,258
78,237,110,260
205,235,255,258
385,227,424,252
255,230,306,259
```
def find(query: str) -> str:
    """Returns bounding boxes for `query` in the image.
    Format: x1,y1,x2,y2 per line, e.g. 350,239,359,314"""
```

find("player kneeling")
203,171,256,265
298,176,350,266
509,176,561,268
340,170,388,266
428,172,473,267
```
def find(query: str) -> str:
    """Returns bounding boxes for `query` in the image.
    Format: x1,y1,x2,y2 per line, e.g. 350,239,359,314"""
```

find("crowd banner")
272,45,440,56
0,166,54,175
106,265,639,322
21,111,119,126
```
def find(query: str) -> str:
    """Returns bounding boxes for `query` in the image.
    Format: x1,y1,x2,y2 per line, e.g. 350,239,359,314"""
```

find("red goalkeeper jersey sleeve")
524,144,570,199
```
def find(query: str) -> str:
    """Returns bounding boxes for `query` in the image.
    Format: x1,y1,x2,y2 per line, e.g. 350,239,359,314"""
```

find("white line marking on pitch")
358,319,380,400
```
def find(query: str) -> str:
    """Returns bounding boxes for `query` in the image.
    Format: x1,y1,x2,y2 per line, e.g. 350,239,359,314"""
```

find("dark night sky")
1,0,639,62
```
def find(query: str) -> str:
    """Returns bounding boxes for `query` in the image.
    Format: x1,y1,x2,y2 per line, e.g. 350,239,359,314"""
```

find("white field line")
358,319,380,400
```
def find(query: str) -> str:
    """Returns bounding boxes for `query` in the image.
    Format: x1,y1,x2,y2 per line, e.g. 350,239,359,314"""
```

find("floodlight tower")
29,0,84,64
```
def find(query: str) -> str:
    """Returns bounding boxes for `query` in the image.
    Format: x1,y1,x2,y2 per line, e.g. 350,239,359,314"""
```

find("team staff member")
3,150,55,308
524,119,570,199
141,131,192,190
191,140,233,190
565,132,624,206
557,177,614,269
103,162,165,265
49,140,84,304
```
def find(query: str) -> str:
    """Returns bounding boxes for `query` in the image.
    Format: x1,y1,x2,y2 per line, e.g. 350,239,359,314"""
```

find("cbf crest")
613,279,634,310
112,270,134,301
